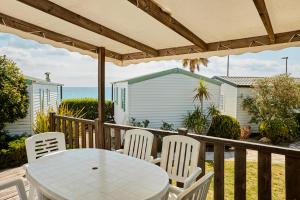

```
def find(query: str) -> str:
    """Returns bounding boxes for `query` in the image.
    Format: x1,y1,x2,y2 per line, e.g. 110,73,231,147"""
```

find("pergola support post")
98,47,106,149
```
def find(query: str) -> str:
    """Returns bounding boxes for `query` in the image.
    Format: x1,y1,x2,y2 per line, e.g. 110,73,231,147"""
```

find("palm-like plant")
194,80,210,112
182,58,209,73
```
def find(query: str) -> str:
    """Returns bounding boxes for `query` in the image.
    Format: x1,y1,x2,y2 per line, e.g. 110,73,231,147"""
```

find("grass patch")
205,161,285,200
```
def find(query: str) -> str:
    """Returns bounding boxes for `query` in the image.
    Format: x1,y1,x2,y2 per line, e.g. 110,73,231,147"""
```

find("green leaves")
0,55,29,132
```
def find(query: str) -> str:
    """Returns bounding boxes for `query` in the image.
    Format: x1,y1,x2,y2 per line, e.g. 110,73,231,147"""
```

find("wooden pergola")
1,0,300,152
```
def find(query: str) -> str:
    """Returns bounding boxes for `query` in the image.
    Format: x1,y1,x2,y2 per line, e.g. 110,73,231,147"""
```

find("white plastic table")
26,149,169,200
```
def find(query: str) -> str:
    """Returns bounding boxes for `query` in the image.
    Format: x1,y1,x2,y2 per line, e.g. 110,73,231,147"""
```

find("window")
114,87,118,104
121,88,126,111
219,95,224,111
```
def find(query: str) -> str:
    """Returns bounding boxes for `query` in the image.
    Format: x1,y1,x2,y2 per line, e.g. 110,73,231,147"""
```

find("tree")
0,55,29,133
182,58,209,73
194,80,210,112
242,74,300,142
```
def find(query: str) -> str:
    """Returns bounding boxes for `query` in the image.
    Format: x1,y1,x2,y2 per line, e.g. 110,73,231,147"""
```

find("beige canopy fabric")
0,0,300,66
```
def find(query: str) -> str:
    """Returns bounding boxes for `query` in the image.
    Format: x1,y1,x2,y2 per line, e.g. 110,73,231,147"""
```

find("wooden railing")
49,113,300,200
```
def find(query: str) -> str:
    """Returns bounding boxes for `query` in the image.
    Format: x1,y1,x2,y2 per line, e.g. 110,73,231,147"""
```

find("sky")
1,32,300,87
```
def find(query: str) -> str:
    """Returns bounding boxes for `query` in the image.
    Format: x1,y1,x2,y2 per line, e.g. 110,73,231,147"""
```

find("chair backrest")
123,129,154,161
25,132,66,163
161,135,200,183
177,172,214,200
0,179,27,200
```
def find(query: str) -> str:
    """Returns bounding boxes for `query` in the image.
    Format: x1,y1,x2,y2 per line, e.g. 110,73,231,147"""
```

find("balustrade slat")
234,147,246,200
286,155,300,200
198,141,206,178
62,119,66,133
151,135,158,158
258,151,271,200
94,119,100,148
81,122,86,148
56,117,61,132
214,143,224,200
68,119,73,148
114,128,121,150
88,124,93,148
104,127,111,150
74,120,79,148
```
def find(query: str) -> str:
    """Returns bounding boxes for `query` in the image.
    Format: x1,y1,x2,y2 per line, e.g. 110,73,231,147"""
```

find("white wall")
5,85,33,135
237,87,258,132
220,83,238,117
128,73,220,129
5,83,61,135
113,82,129,125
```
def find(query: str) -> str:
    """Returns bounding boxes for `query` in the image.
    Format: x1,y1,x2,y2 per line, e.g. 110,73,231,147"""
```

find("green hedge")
0,137,27,169
60,98,113,121
207,115,241,139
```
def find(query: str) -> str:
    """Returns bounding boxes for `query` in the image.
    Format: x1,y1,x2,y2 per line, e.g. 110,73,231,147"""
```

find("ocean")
62,87,112,100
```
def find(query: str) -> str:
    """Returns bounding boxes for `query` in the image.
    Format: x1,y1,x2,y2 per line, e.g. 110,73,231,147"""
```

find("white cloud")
1,33,300,87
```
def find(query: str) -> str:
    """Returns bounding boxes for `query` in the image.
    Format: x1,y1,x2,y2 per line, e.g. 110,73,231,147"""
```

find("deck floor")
0,167,29,200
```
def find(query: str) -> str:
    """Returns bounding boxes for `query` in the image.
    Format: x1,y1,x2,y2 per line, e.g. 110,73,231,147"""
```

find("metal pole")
282,57,288,74
227,55,230,77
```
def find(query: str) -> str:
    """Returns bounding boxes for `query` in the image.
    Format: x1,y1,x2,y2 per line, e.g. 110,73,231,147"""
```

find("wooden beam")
127,0,208,51
122,29,300,60
98,47,106,149
253,0,275,43
0,13,122,60
17,0,159,56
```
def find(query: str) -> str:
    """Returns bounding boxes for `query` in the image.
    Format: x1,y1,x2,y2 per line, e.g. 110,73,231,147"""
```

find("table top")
26,149,169,200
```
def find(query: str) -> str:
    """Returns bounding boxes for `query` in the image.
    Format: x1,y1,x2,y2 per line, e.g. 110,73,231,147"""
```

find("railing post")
178,128,188,136
286,155,300,200
234,147,246,200
214,143,224,200
95,118,100,148
258,151,271,200
49,112,56,131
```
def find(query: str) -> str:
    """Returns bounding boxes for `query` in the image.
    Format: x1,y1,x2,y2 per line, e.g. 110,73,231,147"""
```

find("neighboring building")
213,76,266,133
112,68,221,129
5,74,63,135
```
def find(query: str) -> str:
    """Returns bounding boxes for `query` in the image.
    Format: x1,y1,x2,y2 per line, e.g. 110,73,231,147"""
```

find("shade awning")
1,0,300,66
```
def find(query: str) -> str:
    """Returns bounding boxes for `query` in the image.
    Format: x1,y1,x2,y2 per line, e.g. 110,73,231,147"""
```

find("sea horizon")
62,87,112,100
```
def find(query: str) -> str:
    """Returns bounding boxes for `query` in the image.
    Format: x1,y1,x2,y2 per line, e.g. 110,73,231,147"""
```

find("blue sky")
0,33,299,87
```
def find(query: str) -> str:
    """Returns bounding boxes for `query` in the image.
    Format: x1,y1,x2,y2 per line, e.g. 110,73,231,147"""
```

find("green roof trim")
113,68,221,85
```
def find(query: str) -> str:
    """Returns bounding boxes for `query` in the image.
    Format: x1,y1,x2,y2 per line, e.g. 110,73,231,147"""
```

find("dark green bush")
60,98,113,121
259,118,298,144
129,118,150,128
160,121,175,131
0,136,27,169
207,115,241,139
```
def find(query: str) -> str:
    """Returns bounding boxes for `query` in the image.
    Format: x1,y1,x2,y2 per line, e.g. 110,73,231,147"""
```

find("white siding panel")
113,82,129,125
220,83,237,117
5,85,33,135
128,73,220,129
237,87,259,132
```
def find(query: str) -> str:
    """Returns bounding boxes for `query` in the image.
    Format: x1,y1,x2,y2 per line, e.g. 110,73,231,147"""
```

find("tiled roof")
213,76,300,87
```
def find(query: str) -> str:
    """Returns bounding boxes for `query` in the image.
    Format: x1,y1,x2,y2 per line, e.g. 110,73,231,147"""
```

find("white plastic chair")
117,129,154,161
154,135,202,190
168,172,214,200
25,132,66,163
25,132,66,199
0,179,27,200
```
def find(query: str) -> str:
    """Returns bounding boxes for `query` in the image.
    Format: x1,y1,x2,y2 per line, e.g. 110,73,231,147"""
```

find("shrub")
160,121,175,131
0,55,29,133
259,118,298,144
129,118,150,128
207,115,240,139
183,106,208,134
0,136,27,169
60,98,113,121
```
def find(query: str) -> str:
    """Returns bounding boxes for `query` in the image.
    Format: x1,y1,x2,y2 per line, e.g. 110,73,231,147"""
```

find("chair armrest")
183,167,202,189
116,149,124,154
151,157,161,164
169,184,184,195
